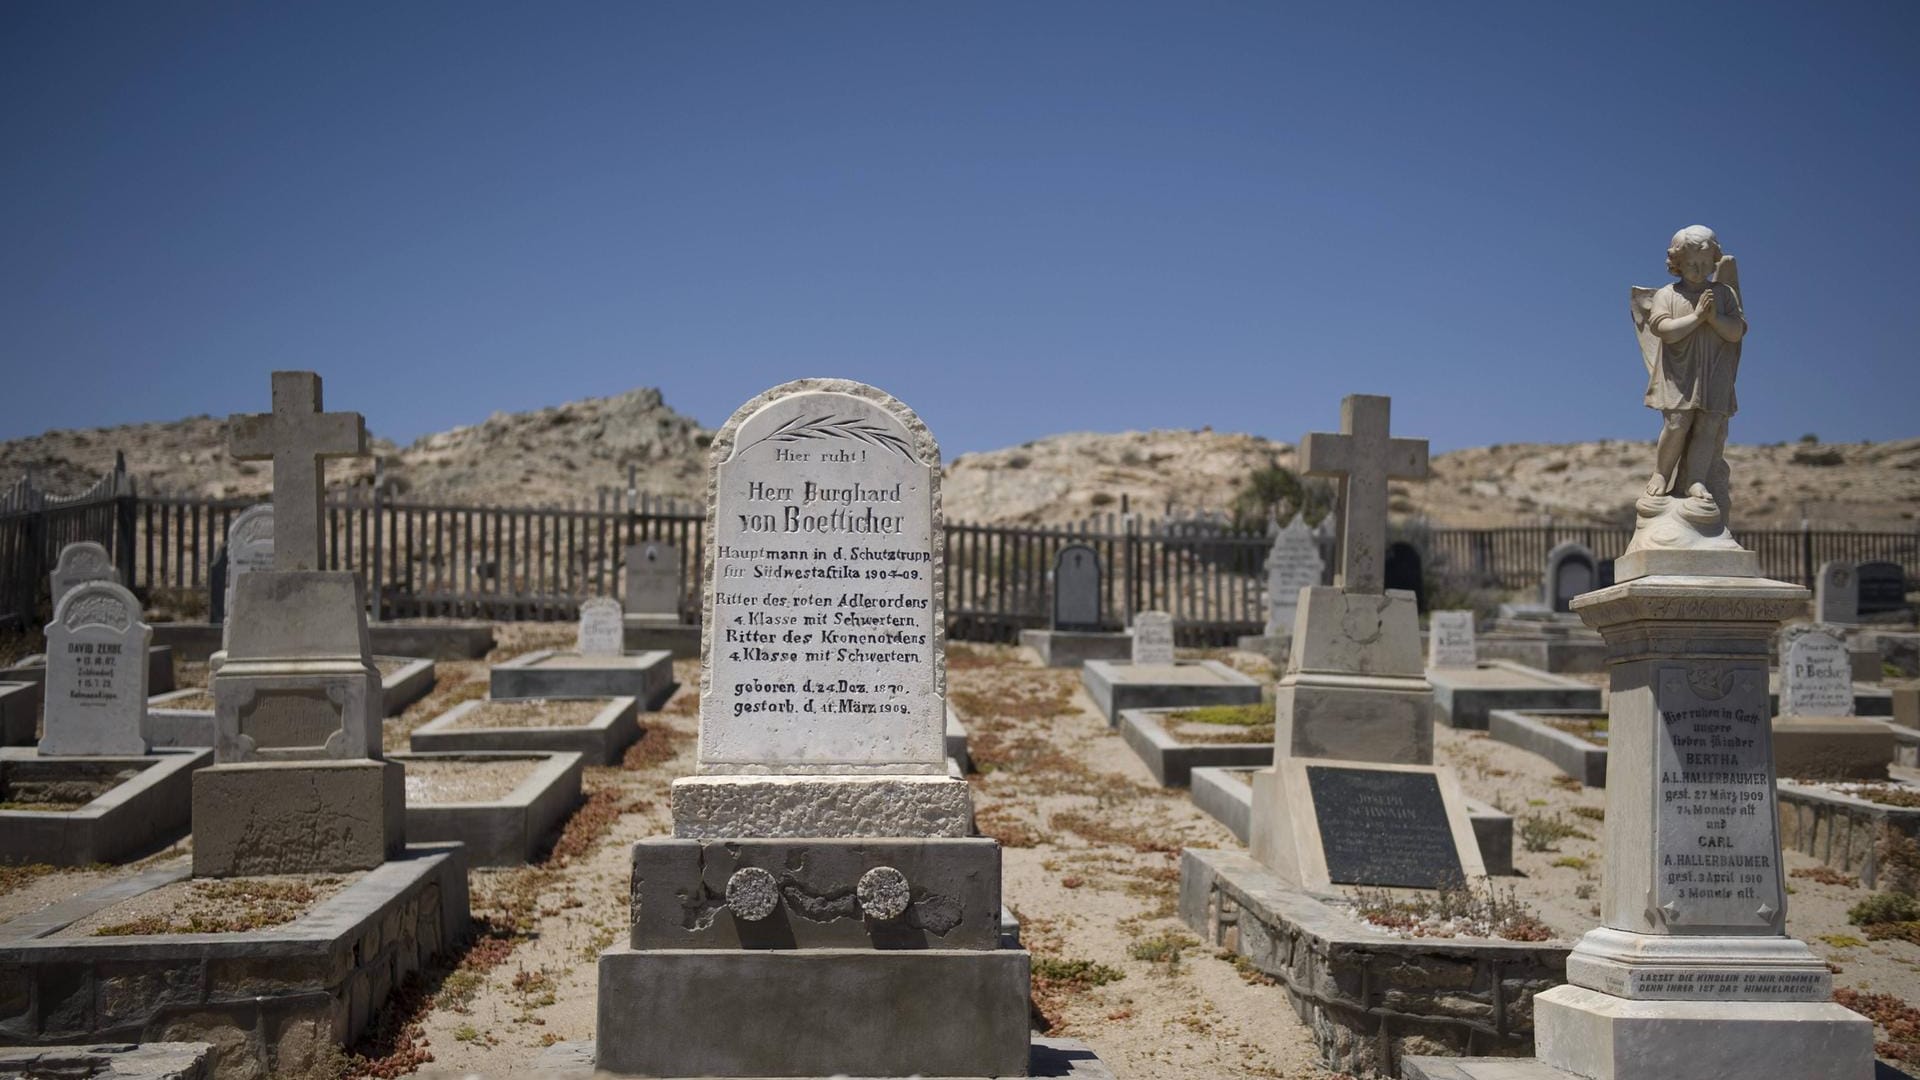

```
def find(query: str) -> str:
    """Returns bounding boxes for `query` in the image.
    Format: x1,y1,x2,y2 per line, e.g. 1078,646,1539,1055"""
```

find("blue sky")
3,2,1916,457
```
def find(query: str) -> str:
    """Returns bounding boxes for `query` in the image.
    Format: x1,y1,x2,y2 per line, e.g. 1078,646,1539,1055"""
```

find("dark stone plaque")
1857,561,1909,617
1305,764,1465,888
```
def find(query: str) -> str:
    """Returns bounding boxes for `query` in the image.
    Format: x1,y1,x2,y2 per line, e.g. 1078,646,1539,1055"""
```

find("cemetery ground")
2,627,1919,1076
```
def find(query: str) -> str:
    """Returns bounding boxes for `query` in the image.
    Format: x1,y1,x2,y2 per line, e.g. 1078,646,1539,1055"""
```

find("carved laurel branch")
64,593,132,632
740,413,913,459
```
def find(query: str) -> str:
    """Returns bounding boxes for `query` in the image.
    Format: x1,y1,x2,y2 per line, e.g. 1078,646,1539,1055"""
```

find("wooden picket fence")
5,466,1917,643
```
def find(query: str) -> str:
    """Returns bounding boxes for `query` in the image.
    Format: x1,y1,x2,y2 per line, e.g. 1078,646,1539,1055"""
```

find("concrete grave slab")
0,1041,215,1079
1188,765,1514,875
1489,709,1610,787
3,646,177,699
0,844,469,1079
149,619,495,664
1777,779,1920,889
1080,658,1261,726
393,750,584,866
1018,627,1133,668
489,648,673,707
1118,706,1272,787
0,747,211,866
408,696,641,766
1182,847,1568,1076
378,656,437,716
1428,660,1601,731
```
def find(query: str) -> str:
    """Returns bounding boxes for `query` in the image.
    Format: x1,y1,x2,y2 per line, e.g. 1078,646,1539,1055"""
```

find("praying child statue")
1625,226,1749,562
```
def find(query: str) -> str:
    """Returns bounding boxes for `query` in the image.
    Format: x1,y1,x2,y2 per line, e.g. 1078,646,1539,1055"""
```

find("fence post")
1800,518,1814,587
370,466,385,623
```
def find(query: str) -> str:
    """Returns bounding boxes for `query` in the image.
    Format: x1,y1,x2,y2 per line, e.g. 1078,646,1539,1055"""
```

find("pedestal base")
192,759,405,876
1274,674,1434,763
1533,984,1873,1080
1561,926,1831,1001
594,947,1031,1077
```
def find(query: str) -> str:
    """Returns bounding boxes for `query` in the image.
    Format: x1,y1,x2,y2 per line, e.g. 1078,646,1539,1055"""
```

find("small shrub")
1570,805,1606,822
1552,856,1590,871
1848,891,1920,927
1127,931,1199,970
1521,814,1592,853
1791,447,1845,467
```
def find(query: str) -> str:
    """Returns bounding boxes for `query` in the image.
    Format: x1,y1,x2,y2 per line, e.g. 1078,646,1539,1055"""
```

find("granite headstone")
1816,561,1858,624
1131,610,1175,665
1858,561,1909,618
1051,543,1101,631
625,541,681,619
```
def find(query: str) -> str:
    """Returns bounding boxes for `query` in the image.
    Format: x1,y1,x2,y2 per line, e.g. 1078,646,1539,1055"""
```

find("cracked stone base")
595,947,1031,1077
1533,984,1873,1080
670,774,972,838
192,759,405,876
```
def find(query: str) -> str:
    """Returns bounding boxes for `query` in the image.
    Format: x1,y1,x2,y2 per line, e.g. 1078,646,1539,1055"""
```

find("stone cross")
1298,394,1427,594
229,372,367,572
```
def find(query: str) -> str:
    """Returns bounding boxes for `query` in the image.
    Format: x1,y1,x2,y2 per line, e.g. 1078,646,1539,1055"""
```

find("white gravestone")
1265,514,1325,637
625,541,682,619
699,380,946,773
220,504,274,649
39,580,150,756
577,597,626,658
1428,610,1478,669
1131,611,1175,665
49,541,115,611
1778,624,1853,718
1816,561,1858,625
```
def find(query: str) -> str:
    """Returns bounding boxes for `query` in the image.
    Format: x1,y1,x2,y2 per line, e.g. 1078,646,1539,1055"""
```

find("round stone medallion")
856,866,911,921
725,867,780,922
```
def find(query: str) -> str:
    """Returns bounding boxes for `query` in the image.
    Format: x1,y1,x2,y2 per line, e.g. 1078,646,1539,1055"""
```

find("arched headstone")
1544,542,1597,613
49,541,115,611
1052,544,1101,631
625,542,682,619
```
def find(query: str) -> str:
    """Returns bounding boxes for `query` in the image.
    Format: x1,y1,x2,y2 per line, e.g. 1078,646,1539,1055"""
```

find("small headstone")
1265,514,1325,637
48,541,115,611
1779,624,1853,718
624,542,682,619
1545,542,1597,613
1305,764,1466,888
1857,561,1909,618
577,597,625,657
1816,561,1858,624
222,505,274,641
1428,610,1478,669
1052,544,1101,631
39,580,150,756
1131,611,1175,665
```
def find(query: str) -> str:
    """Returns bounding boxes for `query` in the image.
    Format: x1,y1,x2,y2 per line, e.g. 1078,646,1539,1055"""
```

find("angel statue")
1630,225,1746,534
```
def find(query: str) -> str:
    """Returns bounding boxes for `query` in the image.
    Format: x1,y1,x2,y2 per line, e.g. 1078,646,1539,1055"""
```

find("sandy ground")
444,698,607,730
402,758,539,803
5,628,1919,1077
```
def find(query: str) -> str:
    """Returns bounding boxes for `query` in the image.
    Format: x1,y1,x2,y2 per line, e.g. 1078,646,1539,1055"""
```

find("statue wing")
1629,286,1662,375
1714,254,1742,314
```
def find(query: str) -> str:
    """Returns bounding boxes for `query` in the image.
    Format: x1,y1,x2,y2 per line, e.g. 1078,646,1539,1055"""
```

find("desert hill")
4,388,1915,530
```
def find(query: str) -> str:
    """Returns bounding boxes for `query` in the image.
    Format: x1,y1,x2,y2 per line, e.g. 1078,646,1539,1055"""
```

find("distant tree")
1231,462,1334,531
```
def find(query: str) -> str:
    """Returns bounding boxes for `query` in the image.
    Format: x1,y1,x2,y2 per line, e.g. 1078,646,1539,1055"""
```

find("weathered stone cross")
1298,394,1428,594
229,371,367,572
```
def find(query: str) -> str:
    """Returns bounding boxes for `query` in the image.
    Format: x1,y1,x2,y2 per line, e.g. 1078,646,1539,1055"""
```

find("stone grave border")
1180,847,1568,1076
0,747,212,865
148,620,496,664
944,703,970,774
144,689,214,750
1119,708,1272,787
0,1042,213,1079
1017,628,1133,668
1187,764,1513,875
0,844,468,1079
489,648,674,708
622,616,700,659
1,645,176,697
1487,708,1610,788
1428,660,1601,730
0,681,40,746
378,657,437,716
1777,778,1920,889
530,1036,1118,1079
408,696,641,765
390,750,584,866
1079,659,1262,727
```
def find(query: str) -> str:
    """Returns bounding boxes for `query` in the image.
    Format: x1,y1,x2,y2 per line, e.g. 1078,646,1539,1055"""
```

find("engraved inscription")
1653,663,1782,929
1307,765,1465,888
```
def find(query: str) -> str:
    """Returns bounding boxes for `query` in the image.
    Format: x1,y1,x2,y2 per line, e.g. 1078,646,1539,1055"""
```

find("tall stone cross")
229,371,367,572
1298,394,1427,593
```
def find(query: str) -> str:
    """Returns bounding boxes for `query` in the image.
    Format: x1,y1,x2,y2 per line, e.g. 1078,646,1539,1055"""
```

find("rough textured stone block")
595,947,1031,1078
669,774,972,838
629,836,1003,950
192,759,405,876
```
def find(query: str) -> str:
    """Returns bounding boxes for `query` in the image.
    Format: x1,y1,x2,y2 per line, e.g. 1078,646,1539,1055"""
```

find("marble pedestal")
1533,574,1874,1080
1274,586,1433,763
